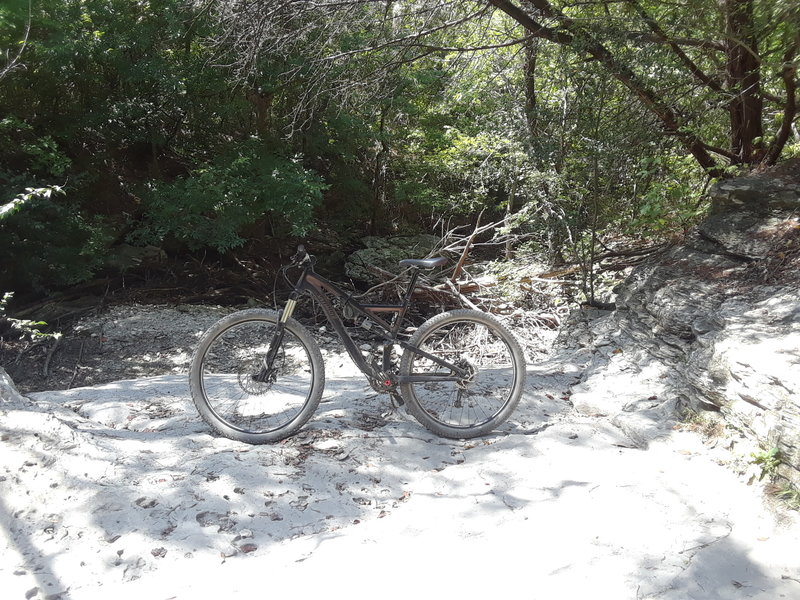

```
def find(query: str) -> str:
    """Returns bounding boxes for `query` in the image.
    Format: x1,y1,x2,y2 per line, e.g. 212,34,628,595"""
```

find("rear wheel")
399,309,525,439
189,309,324,444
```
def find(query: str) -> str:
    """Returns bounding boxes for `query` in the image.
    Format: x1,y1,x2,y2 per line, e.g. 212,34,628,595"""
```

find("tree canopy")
1,0,798,296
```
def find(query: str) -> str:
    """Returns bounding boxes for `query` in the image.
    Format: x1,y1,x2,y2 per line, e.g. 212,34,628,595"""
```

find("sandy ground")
2,351,799,600
1,304,799,599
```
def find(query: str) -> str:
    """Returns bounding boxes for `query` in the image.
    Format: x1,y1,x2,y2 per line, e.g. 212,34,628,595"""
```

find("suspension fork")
254,291,299,382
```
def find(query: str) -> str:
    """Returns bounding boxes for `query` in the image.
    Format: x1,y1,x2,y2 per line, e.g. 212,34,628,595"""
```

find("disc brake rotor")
238,352,280,395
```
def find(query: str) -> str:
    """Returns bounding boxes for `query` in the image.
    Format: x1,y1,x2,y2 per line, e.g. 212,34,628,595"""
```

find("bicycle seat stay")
399,256,448,269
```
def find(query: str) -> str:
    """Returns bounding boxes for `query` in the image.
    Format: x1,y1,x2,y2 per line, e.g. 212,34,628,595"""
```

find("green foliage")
629,155,710,235
0,116,71,179
1,0,795,299
775,484,800,511
130,142,326,252
0,186,111,292
0,292,52,340
0,0,251,294
0,184,63,221
752,447,783,482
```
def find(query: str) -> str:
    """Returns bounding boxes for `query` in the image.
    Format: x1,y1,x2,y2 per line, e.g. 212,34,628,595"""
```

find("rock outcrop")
565,162,800,485
345,235,440,283
1,366,25,407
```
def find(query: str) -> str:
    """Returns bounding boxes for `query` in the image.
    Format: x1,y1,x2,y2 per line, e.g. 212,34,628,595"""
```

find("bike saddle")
399,256,448,269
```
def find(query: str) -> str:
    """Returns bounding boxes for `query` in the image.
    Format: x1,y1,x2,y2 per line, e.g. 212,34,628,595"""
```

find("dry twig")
42,335,61,378
68,339,86,390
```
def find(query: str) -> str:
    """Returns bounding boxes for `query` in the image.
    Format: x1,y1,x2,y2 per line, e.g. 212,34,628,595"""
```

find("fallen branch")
444,280,481,311
539,242,666,280
531,314,561,329
598,255,654,271
595,242,667,260
414,282,460,302
15,339,42,366
67,339,86,390
359,262,405,283
536,265,582,279
42,335,62,378
437,215,512,255
580,299,617,311
450,210,484,282
433,280,481,294
520,275,581,286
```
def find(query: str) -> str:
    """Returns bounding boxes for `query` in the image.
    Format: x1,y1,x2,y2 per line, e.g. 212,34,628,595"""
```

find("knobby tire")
399,309,526,439
189,309,325,444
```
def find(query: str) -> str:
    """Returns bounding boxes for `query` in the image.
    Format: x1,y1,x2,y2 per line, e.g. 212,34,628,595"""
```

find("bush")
0,186,111,293
0,292,50,340
130,141,326,252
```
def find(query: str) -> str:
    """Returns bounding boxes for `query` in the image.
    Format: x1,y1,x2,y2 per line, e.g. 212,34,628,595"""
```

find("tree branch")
0,0,32,82
627,0,724,93
323,6,492,61
701,142,738,162
490,0,724,176
451,210,484,282
624,32,725,53
404,36,532,53
764,59,798,166
486,0,574,45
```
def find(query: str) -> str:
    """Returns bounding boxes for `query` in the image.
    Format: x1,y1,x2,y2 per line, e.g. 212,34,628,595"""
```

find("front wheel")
399,309,526,439
189,309,324,444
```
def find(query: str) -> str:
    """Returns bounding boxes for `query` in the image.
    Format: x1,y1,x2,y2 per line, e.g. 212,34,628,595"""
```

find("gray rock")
564,164,800,483
1,366,26,407
345,235,440,283
699,212,787,260
711,166,800,214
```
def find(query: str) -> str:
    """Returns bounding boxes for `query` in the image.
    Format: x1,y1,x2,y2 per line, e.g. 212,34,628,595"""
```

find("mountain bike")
189,245,526,444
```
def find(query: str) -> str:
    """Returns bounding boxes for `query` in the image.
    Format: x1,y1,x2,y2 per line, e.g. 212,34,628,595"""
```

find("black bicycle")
189,245,526,443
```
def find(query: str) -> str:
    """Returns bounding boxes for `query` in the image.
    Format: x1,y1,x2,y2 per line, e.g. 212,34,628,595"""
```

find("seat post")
391,267,420,335
403,268,421,301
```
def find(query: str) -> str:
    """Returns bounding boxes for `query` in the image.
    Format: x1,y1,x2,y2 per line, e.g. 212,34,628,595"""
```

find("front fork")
253,295,298,383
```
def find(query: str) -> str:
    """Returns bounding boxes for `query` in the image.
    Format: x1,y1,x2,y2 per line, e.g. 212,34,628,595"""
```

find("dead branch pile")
350,215,572,335
348,215,667,359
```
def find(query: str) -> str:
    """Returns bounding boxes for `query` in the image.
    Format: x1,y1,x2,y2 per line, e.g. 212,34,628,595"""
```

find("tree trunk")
523,37,538,141
369,108,390,236
723,0,764,165
247,89,274,137
505,176,517,260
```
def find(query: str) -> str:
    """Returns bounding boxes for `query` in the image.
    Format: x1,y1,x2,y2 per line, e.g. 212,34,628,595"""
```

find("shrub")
0,186,110,293
130,141,326,252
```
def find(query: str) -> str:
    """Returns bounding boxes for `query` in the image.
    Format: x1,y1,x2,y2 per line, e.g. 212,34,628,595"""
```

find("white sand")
2,356,799,599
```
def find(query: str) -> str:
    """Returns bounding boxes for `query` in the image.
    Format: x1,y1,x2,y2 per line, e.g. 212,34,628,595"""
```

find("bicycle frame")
271,262,468,388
